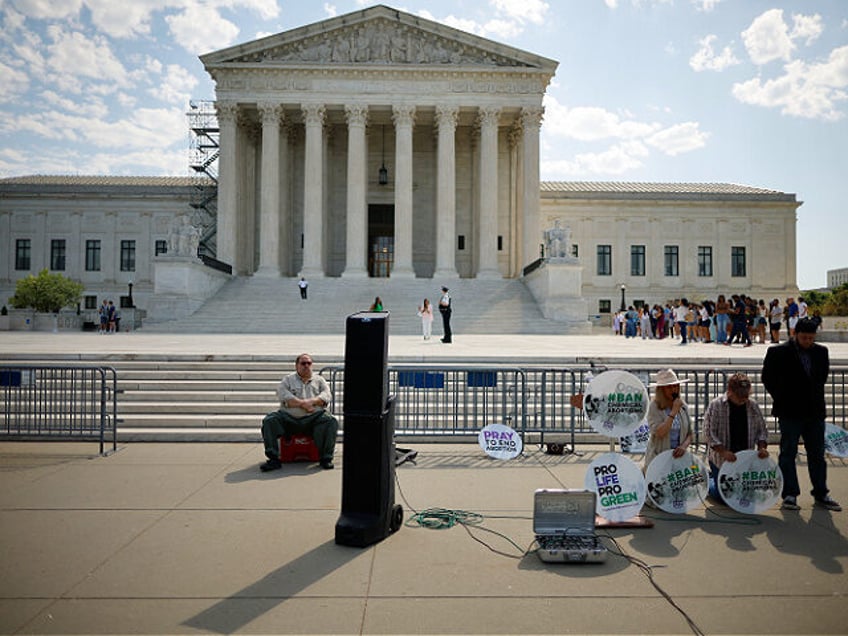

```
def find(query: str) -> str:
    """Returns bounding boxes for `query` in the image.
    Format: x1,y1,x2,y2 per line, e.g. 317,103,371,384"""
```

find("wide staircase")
141,276,567,334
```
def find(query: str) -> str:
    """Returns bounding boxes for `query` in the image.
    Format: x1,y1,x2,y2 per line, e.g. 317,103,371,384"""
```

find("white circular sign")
584,452,647,522
620,420,650,454
582,370,649,439
478,423,523,460
824,423,848,458
717,450,782,514
645,450,709,513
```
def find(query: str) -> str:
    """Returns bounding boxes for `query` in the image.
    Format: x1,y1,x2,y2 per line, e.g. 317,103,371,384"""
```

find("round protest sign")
478,423,522,460
645,450,708,513
620,420,650,454
717,450,782,514
584,452,646,522
824,423,848,458
582,370,649,439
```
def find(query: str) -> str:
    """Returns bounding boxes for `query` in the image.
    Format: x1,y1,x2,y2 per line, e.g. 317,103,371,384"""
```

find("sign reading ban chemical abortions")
645,450,709,513
584,452,647,522
824,423,848,458
583,370,650,439
717,450,782,514
478,423,523,460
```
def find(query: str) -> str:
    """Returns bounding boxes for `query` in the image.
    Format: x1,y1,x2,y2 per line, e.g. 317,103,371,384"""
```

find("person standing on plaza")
674,298,690,345
761,318,841,511
703,373,769,500
438,286,452,343
786,296,799,338
417,298,434,340
768,298,783,343
298,277,309,300
260,353,338,472
725,294,752,347
714,294,730,344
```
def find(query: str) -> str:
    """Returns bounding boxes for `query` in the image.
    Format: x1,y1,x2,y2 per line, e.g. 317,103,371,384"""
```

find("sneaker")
781,496,801,510
260,458,282,472
320,459,334,470
814,496,842,512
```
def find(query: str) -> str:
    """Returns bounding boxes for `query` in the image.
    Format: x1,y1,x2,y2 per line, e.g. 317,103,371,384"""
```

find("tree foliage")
804,283,848,317
8,269,84,313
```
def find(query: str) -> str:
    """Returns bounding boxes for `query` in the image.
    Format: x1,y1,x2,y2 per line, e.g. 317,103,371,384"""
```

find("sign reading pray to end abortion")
582,370,649,439
645,450,709,514
824,423,848,458
584,452,646,522
478,423,523,460
717,450,782,514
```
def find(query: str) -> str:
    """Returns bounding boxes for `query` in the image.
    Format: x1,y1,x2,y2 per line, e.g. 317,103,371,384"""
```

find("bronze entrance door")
368,204,394,277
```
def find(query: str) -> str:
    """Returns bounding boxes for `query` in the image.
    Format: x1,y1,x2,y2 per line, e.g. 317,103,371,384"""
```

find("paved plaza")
1,331,847,634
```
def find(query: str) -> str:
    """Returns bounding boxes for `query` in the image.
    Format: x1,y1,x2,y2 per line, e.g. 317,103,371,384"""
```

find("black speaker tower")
335,311,403,547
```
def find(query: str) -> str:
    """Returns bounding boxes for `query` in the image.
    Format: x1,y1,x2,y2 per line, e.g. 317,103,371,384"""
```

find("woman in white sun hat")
643,368,694,472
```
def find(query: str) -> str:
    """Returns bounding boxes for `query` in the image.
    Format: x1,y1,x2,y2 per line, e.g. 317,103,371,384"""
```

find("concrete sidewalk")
1,440,847,635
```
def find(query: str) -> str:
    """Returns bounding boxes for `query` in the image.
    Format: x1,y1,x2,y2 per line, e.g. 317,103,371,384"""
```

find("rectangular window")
571,244,578,258
458,235,465,250
596,245,612,276
630,245,646,276
84,295,98,310
497,235,503,251
731,246,746,277
85,240,101,271
599,299,611,313
120,240,136,272
664,245,679,276
50,239,66,271
15,239,31,270
155,239,168,256
698,246,713,277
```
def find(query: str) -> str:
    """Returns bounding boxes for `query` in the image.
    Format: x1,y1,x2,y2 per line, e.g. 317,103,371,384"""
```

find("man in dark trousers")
438,286,452,343
761,318,841,511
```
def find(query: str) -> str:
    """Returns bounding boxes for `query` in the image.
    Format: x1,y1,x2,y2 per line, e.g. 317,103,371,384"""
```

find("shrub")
8,269,84,313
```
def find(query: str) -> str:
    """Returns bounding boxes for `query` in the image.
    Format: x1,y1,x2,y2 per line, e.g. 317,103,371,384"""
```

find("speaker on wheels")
335,312,403,547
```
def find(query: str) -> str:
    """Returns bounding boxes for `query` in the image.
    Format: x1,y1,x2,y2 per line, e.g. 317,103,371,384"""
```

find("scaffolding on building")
187,100,219,257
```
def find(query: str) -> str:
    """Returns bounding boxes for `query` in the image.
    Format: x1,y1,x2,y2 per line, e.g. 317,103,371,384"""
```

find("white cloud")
732,45,848,121
419,0,550,41
542,143,648,178
693,0,722,12
166,4,240,55
492,0,549,25
323,3,337,18
152,64,199,107
742,9,794,66
46,26,129,87
84,0,159,38
9,0,82,20
645,122,709,155
790,13,823,46
542,98,661,141
0,60,30,102
481,18,523,40
690,34,739,72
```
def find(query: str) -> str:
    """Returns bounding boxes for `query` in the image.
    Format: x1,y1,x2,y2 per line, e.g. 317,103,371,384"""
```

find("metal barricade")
325,366,525,438
0,365,118,455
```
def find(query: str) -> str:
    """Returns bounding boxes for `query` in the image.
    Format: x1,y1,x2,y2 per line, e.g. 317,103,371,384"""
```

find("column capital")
520,106,544,130
477,106,501,128
435,105,459,131
302,103,326,127
257,101,284,124
215,101,239,124
344,104,369,128
391,104,416,128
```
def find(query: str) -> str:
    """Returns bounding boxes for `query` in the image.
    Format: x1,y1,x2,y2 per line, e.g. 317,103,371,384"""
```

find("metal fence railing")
0,365,118,455
321,365,848,447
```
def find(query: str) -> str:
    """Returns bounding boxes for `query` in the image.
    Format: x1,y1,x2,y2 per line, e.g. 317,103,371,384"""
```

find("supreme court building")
200,4,555,280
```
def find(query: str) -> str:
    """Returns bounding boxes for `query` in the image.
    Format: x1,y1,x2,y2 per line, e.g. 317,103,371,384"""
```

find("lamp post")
620,284,626,312
127,281,134,308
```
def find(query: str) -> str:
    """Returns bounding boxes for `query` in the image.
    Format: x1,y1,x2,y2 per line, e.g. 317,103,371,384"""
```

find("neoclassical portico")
201,5,557,279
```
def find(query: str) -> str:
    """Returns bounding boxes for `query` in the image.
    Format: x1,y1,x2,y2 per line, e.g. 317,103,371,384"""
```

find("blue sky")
0,0,845,289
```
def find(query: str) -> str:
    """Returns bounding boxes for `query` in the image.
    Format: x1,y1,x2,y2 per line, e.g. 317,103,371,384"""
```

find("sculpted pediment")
202,5,557,71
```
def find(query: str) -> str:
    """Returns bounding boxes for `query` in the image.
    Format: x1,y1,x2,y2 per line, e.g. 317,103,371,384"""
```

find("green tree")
8,269,84,313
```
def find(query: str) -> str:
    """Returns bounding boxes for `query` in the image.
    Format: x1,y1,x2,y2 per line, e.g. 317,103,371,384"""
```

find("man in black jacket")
761,318,841,511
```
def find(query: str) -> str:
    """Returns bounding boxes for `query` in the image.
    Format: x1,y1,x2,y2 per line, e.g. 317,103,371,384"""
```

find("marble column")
477,106,501,278
215,101,239,269
392,104,416,278
301,103,325,277
256,101,283,277
434,105,459,280
342,105,369,278
520,107,543,274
